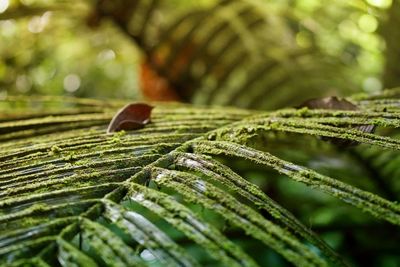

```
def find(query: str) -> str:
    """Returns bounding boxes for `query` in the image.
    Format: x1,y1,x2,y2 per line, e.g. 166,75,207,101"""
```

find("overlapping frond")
94,0,355,109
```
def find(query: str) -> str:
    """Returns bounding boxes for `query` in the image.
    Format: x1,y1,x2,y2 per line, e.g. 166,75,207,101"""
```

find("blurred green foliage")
0,0,395,100
0,0,142,100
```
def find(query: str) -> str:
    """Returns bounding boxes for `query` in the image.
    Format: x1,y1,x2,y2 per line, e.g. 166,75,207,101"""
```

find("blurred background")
0,0,397,107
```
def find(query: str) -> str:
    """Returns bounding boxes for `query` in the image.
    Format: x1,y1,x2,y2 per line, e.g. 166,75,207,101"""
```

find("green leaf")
1,92,400,265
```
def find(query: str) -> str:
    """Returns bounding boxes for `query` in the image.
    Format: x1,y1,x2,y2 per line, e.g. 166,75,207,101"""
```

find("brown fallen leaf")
301,96,357,110
107,103,153,133
300,96,375,146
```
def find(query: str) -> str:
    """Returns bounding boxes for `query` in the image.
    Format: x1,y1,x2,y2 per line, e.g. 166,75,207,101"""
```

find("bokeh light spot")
97,49,116,62
296,31,312,48
0,20,17,37
363,77,382,93
0,0,9,13
366,0,392,9
338,20,358,39
16,75,32,93
27,12,51,34
358,14,378,33
64,74,81,93
140,249,156,261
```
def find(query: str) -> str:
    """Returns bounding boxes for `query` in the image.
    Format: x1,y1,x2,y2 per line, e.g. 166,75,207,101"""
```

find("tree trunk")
383,0,400,88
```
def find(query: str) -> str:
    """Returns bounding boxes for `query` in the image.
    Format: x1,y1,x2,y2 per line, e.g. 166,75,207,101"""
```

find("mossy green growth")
1,94,400,266
48,145,62,156
63,152,77,162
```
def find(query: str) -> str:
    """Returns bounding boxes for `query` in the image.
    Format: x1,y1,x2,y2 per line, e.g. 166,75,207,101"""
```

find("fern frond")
1,93,399,266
